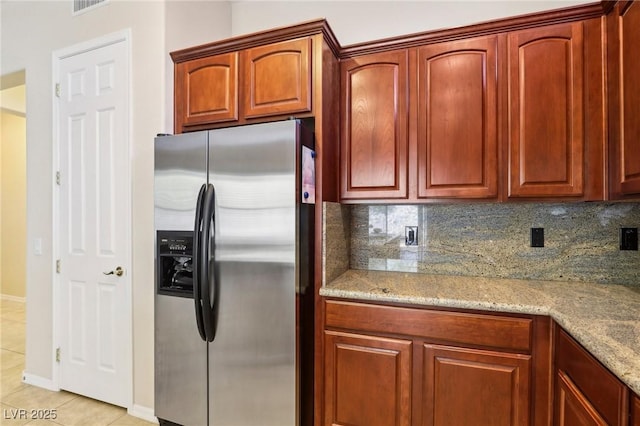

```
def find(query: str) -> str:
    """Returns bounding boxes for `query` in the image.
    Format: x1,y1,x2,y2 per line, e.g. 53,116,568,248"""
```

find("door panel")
175,52,239,131
242,38,312,118
609,1,640,197
207,121,298,425
323,330,412,426
154,132,208,231
555,371,607,426
96,108,117,254
68,281,87,364
154,294,208,426
632,393,640,426
209,262,296,426
96,282,116,371
508,23,584,197
620,1,640,194
58,37,130,407
421,344,531,426
417,36,498,198
555,328,628,426
340,50,409,200
68,114,86,253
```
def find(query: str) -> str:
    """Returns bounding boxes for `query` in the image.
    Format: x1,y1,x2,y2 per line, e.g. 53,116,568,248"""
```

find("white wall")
164,1,232,132
0,0,230,413
231,0,592,46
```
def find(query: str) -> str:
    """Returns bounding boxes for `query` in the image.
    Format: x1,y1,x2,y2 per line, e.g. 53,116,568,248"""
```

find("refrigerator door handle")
201,183,217,342
193,184,207,341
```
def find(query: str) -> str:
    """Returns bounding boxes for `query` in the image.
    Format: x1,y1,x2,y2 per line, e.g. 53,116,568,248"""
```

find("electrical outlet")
620,228,638,251
405,226,418,246
531,227,544,248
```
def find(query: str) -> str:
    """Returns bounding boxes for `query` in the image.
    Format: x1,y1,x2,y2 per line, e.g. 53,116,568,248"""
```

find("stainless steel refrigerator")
154,120,315,426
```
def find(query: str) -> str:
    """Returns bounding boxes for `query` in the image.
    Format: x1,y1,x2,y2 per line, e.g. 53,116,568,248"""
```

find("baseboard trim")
22,372,59,391
1,294,26,303
128,404,158,424
22,373,157,423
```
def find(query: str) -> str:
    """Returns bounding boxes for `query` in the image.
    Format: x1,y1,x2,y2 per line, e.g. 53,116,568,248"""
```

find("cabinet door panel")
421,344,531,426
242,37,311,118
555,328,628,426
418,36,498,198
175,52,238,129
324,330,412,426
508,23,584,197
341,50,408,200
609,1,640,197
556,371,607,426
619,2,640,194
632,393,640,426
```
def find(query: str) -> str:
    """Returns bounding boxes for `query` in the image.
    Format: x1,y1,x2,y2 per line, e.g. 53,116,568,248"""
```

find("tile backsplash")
346,202,640,286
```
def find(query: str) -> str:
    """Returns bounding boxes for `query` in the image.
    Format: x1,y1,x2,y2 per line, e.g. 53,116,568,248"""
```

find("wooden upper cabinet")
242,37,312,119
324,330,412,426
507,22,585,198
175,52,239,129
608,1,640,198
340,50,409,200
417,36,499,199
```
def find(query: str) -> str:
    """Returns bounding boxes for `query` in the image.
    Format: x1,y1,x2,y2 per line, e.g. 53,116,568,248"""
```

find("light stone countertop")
320,269,640,395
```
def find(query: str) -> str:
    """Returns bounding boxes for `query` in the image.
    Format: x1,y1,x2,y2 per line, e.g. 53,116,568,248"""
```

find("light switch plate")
34,238,42,255
405,226,418,246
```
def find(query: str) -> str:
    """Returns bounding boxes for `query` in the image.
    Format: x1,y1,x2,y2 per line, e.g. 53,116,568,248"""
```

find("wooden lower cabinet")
323,300,638,426
323,330,412,426
420,344,531,426
632,393,640,426
555,370,607,426
323,300,542,426
554,327,629,426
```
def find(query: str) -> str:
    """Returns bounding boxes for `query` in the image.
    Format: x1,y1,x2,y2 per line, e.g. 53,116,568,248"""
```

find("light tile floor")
0,299,155,426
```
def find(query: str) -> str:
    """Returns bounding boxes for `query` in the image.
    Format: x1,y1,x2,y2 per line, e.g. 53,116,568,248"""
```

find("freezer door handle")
193,184,207,341
200,183,217,342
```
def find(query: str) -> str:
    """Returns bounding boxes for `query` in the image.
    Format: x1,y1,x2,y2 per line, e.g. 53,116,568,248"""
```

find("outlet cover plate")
620,227,638,251
531,227,544,248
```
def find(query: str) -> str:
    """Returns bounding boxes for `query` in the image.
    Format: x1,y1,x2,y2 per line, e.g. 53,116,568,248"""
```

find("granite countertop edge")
320,269,640,396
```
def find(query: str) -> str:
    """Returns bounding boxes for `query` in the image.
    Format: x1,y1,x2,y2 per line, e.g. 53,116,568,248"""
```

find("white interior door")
56,34,131,407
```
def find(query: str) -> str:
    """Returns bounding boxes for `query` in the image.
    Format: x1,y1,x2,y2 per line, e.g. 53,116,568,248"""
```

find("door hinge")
56,171,61,185
56,347,60,363
56,259,61,273
55,83,60,98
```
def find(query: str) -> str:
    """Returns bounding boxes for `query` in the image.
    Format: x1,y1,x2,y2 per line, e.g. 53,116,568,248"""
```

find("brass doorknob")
103,266,124,277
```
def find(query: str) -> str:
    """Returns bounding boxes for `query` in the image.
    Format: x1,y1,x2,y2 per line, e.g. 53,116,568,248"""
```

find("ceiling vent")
73,0,108,15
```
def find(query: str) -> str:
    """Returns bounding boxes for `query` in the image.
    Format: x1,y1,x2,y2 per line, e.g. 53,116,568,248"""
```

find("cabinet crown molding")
340,1,608,58
171,18,341,63
170,1,610,62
